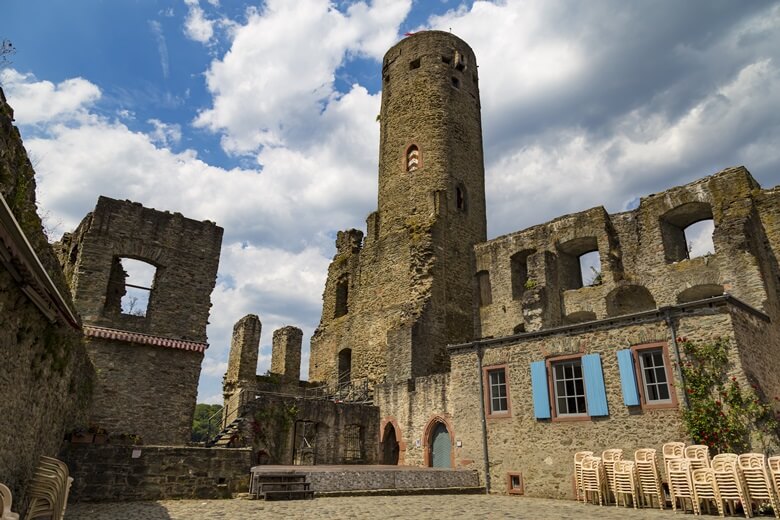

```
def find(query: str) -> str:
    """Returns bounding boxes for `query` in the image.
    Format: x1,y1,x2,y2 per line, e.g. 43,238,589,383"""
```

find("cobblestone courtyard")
65,494,679,519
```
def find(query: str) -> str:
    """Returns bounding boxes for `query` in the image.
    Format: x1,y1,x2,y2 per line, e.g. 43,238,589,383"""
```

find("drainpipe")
664,308,690,409
475,343,491,494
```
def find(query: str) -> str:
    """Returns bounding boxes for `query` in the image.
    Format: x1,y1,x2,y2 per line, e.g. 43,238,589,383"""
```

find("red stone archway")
422,414,455,468
379,416,406,465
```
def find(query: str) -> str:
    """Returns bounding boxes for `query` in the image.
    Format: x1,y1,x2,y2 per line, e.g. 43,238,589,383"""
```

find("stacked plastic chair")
0,484,20,520
581,456,607,506
692,468,724,516
24,456,72,520
738,453,780,518
613,460,639,509
601,449,623,504
668,458,699,514
662,441,685,481
574,451,594,503
635,448,665,510
712,453,750,518
768,457,780,510
686,444,711,470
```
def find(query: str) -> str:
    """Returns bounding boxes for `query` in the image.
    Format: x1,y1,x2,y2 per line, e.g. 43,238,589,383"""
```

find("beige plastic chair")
574,451,594,503
602,449,623,504
581,456,607,506
712,454,750,518
738,453,780,518
613,460,639,509
692,468,724,516
768,457,780,511
25,456,72,520
635,448,665,510
685,444,711,470
662,442,685,481
1,483,20,520
668,458,699,514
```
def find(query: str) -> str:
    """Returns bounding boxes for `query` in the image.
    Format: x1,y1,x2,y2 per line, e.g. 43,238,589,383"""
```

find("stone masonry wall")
475,167,777,339
85,338,203,445
449,305,764,498
0,88,94,515
271,326,302,382
59,444,251,501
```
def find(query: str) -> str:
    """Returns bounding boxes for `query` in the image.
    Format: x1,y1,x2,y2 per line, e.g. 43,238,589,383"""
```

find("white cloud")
0,70,100,125
149,20,170,79
194,0,411,155
183,0,215,44
147,118,182,147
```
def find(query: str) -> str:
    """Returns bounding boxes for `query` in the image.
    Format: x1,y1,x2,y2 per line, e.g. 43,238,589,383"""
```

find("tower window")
456,184,467,212
454,50,467,71
406,145,420,172
451,77,460,89
105,257,157,317
441,55,452,65
409,58,420,70
335,275,349,318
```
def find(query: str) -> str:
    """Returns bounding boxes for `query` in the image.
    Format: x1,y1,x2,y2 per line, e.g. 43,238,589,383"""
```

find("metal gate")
431,423,451,468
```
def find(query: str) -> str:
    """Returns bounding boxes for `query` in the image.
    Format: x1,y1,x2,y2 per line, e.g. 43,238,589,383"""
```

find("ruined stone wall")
238,394,380,466
374,373,456,467
271,326,302,382
730,304,780,411
448,304,764,498
476,167,779,339
310,31,487,386
56,196,223,445
84,338,202,445
59,444,251,501
0,88,94,514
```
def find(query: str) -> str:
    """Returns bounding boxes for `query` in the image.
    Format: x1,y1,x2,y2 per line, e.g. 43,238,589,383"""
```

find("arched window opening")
476,270,492,306
105,257,156,317
660,202,715,263
677,284,724,304
344,424,363,462
605,285,657,317
338,348,352,387
513,323,525,334
334,275,349,318
565,310,596,324
510,250,535,299
406,145,420,172
456,184,467,212
558,237,600,290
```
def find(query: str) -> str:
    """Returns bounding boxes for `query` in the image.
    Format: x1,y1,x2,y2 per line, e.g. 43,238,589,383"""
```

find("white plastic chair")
0,484,20,520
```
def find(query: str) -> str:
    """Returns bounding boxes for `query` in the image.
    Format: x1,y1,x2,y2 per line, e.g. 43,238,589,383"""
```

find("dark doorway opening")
382,423,400,465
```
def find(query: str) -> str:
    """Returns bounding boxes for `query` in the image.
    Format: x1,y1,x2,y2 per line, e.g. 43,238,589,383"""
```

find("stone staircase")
251,472,314,501
206,417,244,447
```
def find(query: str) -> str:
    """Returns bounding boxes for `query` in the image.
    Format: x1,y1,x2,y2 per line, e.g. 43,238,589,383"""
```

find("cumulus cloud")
183,0,216,44
0,70,100,125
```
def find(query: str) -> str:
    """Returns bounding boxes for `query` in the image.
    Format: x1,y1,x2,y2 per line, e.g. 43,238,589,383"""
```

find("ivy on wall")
248,403,299,463
680,337,779,454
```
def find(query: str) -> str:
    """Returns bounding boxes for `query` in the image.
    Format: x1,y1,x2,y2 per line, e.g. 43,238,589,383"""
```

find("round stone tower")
377,31,486,242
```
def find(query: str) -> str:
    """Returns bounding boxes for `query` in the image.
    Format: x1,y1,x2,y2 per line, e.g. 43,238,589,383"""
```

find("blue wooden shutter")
530,361,551,419
617,349,640,406
582,353,609,417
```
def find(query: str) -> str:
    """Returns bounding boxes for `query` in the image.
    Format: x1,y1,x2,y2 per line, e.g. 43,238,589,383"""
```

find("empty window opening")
476,271,492,306
677,284,724,304
684,219,715,259
456,184,467,212
409,58,420,70
513,323,525,334
105,257,156,317
344,424,362,462
293,420,317,465
510,250,535,299
334,275,349,318
406,145,420,172
454,50,467,71
338,348,352,386
605,285,656,317
441,55,452,65
508,473,524,494
558,237,600,290
660,202,714,263
564,310,597,324
451,76,460,89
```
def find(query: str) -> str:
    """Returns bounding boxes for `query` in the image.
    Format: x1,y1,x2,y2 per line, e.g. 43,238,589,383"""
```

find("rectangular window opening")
451,76,460,89
409,58,420,70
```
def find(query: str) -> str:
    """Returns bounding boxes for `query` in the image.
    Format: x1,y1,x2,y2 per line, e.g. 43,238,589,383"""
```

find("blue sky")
2,0,780,404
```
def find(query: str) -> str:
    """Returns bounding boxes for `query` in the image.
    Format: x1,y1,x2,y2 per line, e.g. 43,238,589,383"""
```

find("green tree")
191,403,223,442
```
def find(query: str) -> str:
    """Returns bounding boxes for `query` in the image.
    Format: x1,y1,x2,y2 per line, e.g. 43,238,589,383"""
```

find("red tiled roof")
83,325,207,353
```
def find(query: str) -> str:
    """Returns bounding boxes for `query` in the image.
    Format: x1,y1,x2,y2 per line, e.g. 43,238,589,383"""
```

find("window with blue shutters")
534,353,610,420
629,342,677,410
617,348,640,406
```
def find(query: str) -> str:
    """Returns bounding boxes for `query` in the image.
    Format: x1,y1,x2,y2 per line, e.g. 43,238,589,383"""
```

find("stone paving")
65,495,687,519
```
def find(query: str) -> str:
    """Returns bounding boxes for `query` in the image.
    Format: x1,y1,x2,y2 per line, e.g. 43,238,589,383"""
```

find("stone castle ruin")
3,28,780,513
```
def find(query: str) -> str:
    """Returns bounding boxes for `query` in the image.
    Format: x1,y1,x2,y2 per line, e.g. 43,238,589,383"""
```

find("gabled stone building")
303,30,780,497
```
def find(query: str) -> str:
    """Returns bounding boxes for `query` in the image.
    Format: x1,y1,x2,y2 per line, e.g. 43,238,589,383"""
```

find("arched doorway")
430,423,451,468
382,423,399,465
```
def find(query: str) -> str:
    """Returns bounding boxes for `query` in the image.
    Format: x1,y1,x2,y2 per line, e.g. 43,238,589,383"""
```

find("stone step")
258,482,311,491
261,489,315,501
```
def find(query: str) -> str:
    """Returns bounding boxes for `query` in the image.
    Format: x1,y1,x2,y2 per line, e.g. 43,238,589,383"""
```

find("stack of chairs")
634,448,665,510
739,453,779,518
601,449,623,504
573,451,593,503
580,456,607,506
613,460,639,509
1,484,20,520
713,453,749,517
24,456,72,520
